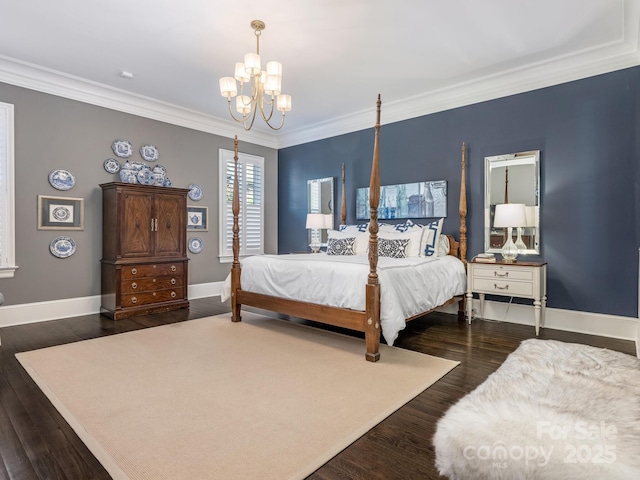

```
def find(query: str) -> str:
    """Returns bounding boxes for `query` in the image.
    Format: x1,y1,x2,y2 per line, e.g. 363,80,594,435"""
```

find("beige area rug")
16,312,459,480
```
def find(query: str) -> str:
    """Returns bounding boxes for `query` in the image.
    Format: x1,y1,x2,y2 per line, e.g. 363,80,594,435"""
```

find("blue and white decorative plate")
112,140,133,158
188,236,203,254
140,144,159,162
48,169,76,190
103,158,121,174
188,183,203,201
137,167,154,185
51,206,72,222
50,236,76,258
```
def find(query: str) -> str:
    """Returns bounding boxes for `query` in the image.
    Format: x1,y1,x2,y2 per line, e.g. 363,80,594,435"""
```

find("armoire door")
121,191,154,258
154,192,185,257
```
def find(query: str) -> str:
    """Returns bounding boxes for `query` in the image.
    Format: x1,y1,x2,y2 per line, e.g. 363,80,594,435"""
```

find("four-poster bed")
226,95,468,362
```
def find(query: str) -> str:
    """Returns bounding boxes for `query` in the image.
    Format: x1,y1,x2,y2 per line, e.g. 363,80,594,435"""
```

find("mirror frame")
484,150,540,255
307,177,334,246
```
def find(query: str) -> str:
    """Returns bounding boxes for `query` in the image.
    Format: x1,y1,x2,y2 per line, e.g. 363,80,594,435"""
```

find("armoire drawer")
121,262,184,279
121,289,184,307
120,275,184,294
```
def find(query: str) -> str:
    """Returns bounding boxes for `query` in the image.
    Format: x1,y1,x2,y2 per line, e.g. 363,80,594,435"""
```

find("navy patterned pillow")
326,237,355,256
378,238,409,258
339,223,369,233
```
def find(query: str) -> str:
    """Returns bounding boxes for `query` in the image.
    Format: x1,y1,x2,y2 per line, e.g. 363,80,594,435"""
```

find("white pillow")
328,229,368,255
378,228,423,257
418,218,444,257
438,233,450,256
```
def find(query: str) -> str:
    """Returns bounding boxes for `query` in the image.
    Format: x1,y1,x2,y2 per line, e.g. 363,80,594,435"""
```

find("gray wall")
0,82,278,306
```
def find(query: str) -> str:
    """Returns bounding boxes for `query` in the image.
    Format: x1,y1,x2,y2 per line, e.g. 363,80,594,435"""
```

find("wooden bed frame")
230,95,468,362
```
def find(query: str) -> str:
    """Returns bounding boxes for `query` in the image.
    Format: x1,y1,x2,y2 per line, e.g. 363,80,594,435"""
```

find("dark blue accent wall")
279,66,640,318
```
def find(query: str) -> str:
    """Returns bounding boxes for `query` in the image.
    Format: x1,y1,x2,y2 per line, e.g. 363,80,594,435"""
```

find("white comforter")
220,253,466,345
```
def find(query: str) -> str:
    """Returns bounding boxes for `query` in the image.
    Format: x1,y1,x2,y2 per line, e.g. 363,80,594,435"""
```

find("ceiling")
1,0,639,149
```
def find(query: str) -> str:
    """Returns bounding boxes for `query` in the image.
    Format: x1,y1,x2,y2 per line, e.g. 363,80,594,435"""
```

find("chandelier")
219,20,292,131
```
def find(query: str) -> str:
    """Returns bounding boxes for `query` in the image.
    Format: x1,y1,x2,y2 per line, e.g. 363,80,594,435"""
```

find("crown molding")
277,39,640,148
1,6,639,151
0,55,278,149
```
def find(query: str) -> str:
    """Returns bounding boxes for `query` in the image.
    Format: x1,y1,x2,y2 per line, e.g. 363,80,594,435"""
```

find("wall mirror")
485,150,540,255
307,177,334,246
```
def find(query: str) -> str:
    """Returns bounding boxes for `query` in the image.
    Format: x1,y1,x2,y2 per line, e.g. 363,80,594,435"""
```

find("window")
219,148,264,261
0,101,16,278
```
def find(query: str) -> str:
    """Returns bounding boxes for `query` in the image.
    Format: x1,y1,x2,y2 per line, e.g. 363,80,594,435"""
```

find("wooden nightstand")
466,260,547,335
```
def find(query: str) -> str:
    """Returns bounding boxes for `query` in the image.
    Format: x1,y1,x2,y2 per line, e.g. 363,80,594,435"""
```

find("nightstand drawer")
472,265,533,281
472,278,534,297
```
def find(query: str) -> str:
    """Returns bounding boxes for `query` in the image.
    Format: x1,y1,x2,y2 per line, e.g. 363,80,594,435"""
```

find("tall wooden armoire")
100,182,190,319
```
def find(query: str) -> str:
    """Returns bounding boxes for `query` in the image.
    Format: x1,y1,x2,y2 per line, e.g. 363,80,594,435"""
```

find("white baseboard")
438,299,639,342
0,282,225,328
1,286,637,348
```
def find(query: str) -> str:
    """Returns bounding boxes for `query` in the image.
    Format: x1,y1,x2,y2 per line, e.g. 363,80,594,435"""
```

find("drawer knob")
153,292,156,296
131,282,137,289
494,271,508,277
171,291,177,298
171,278,177,285
494,284,509,291
131,296,138,304
131,267,137,275
171,265,177,272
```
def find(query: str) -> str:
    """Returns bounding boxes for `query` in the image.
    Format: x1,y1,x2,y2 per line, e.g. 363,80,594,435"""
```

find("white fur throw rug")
434,339,640,479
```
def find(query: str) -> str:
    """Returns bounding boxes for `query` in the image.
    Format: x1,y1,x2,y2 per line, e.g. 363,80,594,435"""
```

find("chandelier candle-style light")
219,20,292,131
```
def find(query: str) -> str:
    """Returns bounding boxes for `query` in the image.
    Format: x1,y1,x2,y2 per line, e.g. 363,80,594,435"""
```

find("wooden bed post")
365,95,382,362
341,163,347,226
231,135,242,322
458,142,468,320
459,142,468,264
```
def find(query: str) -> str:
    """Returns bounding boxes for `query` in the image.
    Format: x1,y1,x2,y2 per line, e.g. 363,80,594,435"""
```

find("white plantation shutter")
0,102,16,277
219,148,264,259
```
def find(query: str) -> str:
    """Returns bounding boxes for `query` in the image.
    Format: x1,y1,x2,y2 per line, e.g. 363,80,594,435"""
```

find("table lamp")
306,213,331,253
493,203,527,262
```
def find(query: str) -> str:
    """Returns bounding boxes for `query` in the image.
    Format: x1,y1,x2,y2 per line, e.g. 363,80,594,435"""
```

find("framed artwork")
37,195,84,230
356,180,447,220
187,206,208,231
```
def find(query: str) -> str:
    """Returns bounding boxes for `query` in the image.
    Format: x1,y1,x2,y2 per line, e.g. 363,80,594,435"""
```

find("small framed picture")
38,195,84,230
187,206,208,231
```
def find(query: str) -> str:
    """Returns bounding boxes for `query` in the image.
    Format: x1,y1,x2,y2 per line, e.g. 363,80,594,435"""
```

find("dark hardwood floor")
0,297,635,479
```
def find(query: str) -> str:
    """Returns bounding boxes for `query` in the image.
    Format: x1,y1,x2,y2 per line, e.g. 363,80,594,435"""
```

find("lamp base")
501,230,519,263
309,244,321,253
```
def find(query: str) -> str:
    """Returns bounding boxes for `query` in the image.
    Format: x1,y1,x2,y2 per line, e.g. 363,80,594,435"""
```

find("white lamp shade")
525,206,537,227
243,53,261,75
219,77,237,98
266,61,282,77
235,95,252,114
264,75,282,96
234,63,250,82
306,213,330,229
494,203,527,228
276,94,292,112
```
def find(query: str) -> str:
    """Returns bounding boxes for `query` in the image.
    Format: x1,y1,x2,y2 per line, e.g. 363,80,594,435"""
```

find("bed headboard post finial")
368,94,381,285
341,163,347,226
231,135,242,322
459,142,468,264
232,136,240,266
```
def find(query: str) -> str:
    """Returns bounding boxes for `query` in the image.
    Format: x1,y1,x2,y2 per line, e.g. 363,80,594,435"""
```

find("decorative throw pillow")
339,223,369,233
328,229,368,255
378,238,409,258
438,233,451,256
326,237,355,256
378,228,423,257
419,218,444,257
